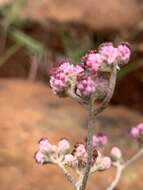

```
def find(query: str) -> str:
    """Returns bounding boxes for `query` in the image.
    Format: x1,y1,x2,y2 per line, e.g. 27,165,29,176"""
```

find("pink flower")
64,154,78,167
76,76,96,97
96,156,111,171
99,43,118,64
58,138,70,154
130,123,143,139
59,61,74,74
39,138,53,153
83,51,104,73
49,61,83,95
50,71,69,94
74,64,84,74
34,151,45,164
92,133,108,148
110,147,122,161
74,144,88,163
130,127,140,138
137,123,143,135
117,43,131,64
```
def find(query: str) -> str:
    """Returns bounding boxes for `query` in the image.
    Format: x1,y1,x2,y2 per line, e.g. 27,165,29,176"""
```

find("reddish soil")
0,79,142,190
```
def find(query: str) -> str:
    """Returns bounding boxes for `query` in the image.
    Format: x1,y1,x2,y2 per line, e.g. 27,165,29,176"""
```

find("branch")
94,64,117,116
107,147,143,190
79,106,95,190
58,162,76,187
106,163,124,190
125,147,143,168
67,78,90,110
79,64,117,190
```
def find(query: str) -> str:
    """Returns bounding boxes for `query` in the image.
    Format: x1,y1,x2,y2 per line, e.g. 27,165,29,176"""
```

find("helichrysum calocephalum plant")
34,42,143,190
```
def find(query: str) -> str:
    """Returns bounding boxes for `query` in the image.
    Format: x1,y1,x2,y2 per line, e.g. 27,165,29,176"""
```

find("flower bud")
58,139,70,154
99,43,118,64
76,76,96,97
83,51,104,73
34,151,45,164
96,156,111,171
117,43,131,64
130,127,140,138
92,133,108,148
64,154,78,167
39,138,53,153
110,147,122,161
137,123,143,135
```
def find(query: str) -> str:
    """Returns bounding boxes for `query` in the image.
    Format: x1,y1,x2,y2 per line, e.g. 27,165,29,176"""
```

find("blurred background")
0,0,143,190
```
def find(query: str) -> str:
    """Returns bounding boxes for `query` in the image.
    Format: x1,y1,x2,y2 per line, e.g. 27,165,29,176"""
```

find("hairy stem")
79,64,117,190
125,147,143,168
107,163,124,190
79,107,95,190
58,162,76,186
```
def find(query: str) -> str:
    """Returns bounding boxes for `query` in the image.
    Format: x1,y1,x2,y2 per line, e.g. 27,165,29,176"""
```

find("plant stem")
58,162,76,186
79,64,117,190
79,106,95,190
125,147,143,168
107,163,124,190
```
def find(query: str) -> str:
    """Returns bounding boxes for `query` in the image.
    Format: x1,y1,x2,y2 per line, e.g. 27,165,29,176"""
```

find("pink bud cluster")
84,42,131,72
76,76,96,97
130,123,143,139
49,42,131,99
50,61,83,95
95,155,111,171
35,138,70,164
35,133,112,172
92,133,108,148
64,144,88,168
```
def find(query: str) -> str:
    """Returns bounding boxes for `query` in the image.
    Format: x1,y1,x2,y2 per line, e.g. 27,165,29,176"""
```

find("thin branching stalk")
79,64,117,190
79,105,95,190
107,147,143,190
107,163,124,190
58,162,76,186
125,147,143,168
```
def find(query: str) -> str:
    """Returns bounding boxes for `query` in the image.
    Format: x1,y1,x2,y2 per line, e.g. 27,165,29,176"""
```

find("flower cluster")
35,133,111,173
49,61,84,95
34,138,70,164
49,42,131,99
92,133,108,148
130,123,143,139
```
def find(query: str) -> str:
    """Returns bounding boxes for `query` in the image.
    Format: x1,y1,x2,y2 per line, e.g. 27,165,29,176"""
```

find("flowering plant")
34,42,143,190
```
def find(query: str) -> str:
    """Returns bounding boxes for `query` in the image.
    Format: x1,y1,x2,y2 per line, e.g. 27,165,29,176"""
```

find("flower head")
117,43,131,64
50,70,69,95
39,138,53,153
92,133,108,148
58,138,70,154
137,123,143,134
34,151,46,164
50,61,83,95
76,76,96,97
110,146,122,161
83,51,104,73
99,43,118,64
64,154,78,167
96,156,111,171
130,123,143,139
72,144,88,167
